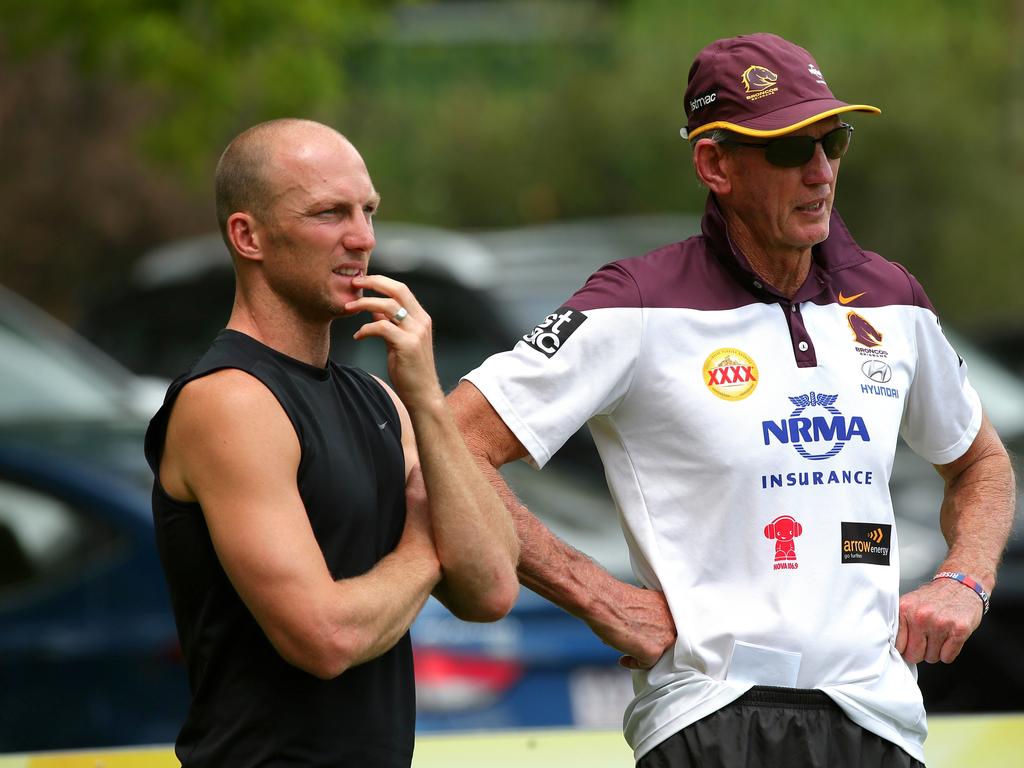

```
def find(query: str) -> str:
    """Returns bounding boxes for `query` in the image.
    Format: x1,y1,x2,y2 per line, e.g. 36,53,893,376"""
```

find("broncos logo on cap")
742,65,778,93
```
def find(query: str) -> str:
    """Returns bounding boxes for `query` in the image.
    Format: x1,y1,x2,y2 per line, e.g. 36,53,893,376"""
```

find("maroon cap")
682,33,880,140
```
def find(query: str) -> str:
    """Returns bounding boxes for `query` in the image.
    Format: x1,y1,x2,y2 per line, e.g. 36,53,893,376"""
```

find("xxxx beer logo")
704,348,759,401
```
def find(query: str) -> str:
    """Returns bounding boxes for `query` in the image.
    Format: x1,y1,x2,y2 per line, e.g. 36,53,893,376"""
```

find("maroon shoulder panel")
563,195,939,315
565,239,765,313
814,249,933,311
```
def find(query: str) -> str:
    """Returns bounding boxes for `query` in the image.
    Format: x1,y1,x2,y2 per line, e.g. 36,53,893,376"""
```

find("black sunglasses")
720,123,854,168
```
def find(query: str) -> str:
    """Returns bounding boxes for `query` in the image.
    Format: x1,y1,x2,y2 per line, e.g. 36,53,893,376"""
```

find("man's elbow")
268,621,366,680
293,653,350,681
477,574,520,621
444,572,520,623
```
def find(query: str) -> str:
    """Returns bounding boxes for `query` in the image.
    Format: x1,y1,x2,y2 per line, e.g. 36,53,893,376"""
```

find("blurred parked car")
0,284,188,750
969,323,1024,380
77,216,1024,733
78,224,512,387
0,439,188,751
0,283,166,426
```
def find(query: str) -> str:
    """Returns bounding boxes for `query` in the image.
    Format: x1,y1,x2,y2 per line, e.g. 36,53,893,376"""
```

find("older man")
449,33,1014,767
145,119,519,767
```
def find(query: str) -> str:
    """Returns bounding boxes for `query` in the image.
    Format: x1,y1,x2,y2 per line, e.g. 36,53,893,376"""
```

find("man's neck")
227,292,332,369
724,214,812,300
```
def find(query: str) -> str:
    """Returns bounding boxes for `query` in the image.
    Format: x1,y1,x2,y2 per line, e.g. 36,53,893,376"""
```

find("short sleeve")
898,268,982,465
464,264,643,468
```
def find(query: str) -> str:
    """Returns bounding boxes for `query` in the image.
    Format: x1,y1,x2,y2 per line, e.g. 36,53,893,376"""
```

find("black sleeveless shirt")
145,330,413,767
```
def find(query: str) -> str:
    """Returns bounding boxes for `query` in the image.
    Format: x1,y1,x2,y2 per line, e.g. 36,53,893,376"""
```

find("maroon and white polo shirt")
464,196,981,762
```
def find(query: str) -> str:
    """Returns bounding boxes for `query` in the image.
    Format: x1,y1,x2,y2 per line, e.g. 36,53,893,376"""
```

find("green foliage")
347,0,1024,325
1,0,1021,325
3,0,384,182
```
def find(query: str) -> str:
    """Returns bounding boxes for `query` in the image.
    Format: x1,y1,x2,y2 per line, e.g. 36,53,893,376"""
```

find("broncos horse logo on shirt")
847,312,884,348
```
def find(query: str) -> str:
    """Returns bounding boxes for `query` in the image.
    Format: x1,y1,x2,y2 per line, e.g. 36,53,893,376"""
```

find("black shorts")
636,686,925,768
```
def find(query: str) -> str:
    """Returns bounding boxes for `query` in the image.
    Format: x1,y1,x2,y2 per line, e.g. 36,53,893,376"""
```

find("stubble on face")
722,121,840,265
255,124,376,323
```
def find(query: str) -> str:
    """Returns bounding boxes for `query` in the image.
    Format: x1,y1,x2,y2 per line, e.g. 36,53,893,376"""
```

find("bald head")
214,119,359,251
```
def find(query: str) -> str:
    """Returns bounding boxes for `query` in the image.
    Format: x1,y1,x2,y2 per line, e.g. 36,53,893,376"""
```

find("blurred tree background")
0,0,1021,330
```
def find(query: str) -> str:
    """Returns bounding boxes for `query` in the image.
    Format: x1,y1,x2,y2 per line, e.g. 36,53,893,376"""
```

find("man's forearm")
407,398,520,621
481,457,617,613
473,456,676,668
936,439,1016,592
345,280,517,620
265,529,439,680
896,417,1015,664
332,543,439,671
447,380,676,666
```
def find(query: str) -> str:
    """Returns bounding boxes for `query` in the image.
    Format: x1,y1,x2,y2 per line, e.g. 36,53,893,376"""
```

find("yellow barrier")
1,715,1021,768
0,747,178,768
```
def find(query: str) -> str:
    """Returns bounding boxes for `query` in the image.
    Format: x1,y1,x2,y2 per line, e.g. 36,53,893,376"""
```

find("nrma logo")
762,392,870,461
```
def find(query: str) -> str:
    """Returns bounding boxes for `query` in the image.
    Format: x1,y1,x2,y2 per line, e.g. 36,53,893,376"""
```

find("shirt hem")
919,391,982,466
820,689,927,763
630,685,752,762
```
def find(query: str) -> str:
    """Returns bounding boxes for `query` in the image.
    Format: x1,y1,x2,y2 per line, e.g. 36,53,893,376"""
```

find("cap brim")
686,103,881,141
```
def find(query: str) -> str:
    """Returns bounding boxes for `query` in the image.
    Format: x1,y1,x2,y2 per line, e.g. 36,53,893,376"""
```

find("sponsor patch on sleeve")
521,307,587,358
840,522,892,565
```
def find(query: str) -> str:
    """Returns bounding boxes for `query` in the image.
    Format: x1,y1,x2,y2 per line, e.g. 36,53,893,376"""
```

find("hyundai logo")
861,360,892,383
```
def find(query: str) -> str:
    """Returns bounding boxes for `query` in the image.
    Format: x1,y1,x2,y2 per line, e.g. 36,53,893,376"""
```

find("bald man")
145,119,519,767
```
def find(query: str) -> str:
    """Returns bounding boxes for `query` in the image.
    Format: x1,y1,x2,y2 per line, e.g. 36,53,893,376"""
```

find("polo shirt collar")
700,194,870,303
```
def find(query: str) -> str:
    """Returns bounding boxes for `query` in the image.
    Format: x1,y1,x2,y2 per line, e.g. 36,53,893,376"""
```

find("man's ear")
226,212,264,263
693,139,733,196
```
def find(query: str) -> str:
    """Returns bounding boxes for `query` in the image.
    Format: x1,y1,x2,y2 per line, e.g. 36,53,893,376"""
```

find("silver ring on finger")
390,306,409,325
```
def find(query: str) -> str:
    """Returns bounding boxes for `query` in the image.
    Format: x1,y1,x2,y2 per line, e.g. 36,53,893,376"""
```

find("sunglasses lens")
763,125,853,167
730,124,853,167
823,126,852,159
764,137,813,168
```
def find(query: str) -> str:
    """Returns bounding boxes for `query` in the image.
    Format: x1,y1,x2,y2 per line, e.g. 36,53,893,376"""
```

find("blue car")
412,589,633,732
0,282,189,750
0,437,188,751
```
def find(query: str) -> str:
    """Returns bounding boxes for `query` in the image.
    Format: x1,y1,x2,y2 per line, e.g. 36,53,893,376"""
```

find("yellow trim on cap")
687,104,881,141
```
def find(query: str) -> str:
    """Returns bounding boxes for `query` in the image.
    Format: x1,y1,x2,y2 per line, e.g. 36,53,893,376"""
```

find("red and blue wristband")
933,571,990,615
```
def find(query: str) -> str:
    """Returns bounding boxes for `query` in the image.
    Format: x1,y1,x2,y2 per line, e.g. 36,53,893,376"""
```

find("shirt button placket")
784,302,817,368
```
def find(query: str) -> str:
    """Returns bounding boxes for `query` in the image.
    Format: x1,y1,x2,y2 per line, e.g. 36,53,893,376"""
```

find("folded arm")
160,369,441,679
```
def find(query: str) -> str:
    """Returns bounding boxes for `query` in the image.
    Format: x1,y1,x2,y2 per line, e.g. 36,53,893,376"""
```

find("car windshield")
0,313,125,421
478,214,701,334
0,285,155,422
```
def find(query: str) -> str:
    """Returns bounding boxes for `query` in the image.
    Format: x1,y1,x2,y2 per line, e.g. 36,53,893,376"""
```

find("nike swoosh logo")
377,422,388,430
838,291,866,305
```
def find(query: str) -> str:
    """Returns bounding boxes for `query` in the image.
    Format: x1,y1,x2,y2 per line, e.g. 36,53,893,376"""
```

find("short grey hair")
690,128,739,148
689,128,740,188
